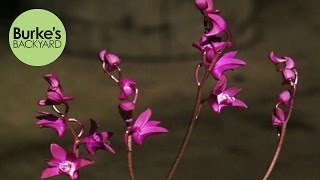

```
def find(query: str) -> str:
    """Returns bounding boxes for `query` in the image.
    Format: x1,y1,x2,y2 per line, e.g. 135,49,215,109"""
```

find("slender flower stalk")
166,1,247,179
99,50,168,180
262,86,296,180
100,58,137,180
262,52,298,180
166,46,226,180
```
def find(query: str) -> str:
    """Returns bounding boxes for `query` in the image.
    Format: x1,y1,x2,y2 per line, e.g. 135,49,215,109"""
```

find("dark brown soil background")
0,0,319,179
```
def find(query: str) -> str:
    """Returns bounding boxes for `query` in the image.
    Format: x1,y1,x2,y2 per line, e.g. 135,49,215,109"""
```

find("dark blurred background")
0,0,319,179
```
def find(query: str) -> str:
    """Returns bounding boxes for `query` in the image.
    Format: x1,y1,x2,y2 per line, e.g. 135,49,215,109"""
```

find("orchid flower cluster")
192,0,247,113
262,52,298,180
35,0,299,179
36,74,115,180
98,49,168,149
269,52,298,130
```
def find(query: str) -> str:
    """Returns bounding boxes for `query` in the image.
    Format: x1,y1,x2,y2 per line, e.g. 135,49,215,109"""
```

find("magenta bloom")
272,107,286,127
193,35,232,63
205,14,227,37
119,101,135,111
131,109,168,145
278,90,292,106
119,78,137,100
211,51,246,80
41,144,94,180
99,49,121,72
38,74,73,106
269,51,298,85
194,0,216,13
208,76,247,113
36,111,67,137
83,119,115,155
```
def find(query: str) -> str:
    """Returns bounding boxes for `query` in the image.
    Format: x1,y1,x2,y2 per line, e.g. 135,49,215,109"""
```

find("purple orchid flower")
278,90,292,107
38,74,73,106
131,109,168,145
119,78,137,100
194,0,216,14
119,101,135,111
269,51,298,85
41,144,94,180
99,49,121,72
193,35,232,63
204,13,227,37
211,51,246,80
272,107,286,127
83,119,115,155
208,76,247,113
36,111,67,137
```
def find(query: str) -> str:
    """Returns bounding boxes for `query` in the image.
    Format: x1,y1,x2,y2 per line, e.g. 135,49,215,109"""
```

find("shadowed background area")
0,0,319,179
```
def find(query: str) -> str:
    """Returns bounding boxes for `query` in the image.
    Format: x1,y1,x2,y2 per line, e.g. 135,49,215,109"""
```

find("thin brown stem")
166,29,231,179
52,104,80,157
102,64,137,179
262,86,297,180
68,118,85,138
127,135,135,180
166,49,224,180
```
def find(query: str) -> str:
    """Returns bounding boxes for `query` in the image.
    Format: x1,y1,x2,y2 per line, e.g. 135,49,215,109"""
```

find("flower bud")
99,49,121,72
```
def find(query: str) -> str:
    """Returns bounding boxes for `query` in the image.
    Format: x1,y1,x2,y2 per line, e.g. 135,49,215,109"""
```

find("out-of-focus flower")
83,119,115,155
194,0,216,13
38,74,73,106
211,51,246,80
119,78,137,100
131,109,168,145
119,102,135,112
269,51,297,84
41,144,94,180
208,76,247,113
99,49,121,72
278,90,292,106
204,14,227,37
193,35,232,63
272,107,286,127
36,111,67,137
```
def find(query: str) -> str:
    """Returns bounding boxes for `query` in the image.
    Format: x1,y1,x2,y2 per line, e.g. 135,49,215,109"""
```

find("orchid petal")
275,107,286,121
194,0,208,10
231,99,248,108
119,102,135,111
76,158,95,169
278,90,291,106
132,132,143,145
209,98,220,113
145,121,162,127
36,118,66,137
213,58,246,79
205,14,227,37
282,68,296,82
221,51,238,59
284,57,295,69
44,74,60,88
47,91,63,102
99,49,107,62
269,51,286,64
50,144,66,160
213,75,227,94
133,109,152,128
272,115,283,127
224,87,242,97
41,167,60,179
140,126,168,136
